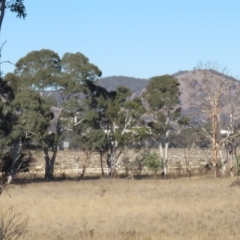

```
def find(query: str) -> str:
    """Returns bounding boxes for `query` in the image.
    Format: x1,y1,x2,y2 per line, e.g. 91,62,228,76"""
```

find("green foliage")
11,88,53,143
104,86,147,148
0,149,31,178
144,75,181,142
11,49,104,149
0,76,15,100
2,48,106,180
105,86,132,121
144,75,180,111
141,151,162,173
0,79,17,146
0,104,16,146
14,49,61,93
72,126,108,153
0,151,12,175
60,52,102,95
178,116,190,126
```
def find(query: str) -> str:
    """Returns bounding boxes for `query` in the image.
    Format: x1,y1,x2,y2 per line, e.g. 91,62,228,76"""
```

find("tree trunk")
108,140,116,178
44,152,50,180
110,151,115,178
106,154,112,178
234,145,240,175
220,144,228,177
213,144,218,178
230,152,234,177
159,142,163,163
0,0,6,32
7,141,22,184
221,160,227,177
212,116,219,178
79,151,91,179
79,165,87,179
164,142,169,176
43,148,57,181
159,142,170,176
100,151,104,177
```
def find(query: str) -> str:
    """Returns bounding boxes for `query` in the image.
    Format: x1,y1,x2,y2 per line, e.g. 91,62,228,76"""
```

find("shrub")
141,151,162,173
0,206,28,240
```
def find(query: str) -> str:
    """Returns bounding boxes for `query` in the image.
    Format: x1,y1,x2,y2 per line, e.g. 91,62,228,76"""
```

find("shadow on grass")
10,170,215,185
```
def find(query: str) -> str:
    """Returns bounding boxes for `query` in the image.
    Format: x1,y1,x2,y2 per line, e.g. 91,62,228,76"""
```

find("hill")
97,71,240,123
97,76,149,93
47,71,240,123
174,69,240,121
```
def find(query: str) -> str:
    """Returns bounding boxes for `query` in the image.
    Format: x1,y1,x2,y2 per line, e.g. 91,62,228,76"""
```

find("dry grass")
1,177,240,239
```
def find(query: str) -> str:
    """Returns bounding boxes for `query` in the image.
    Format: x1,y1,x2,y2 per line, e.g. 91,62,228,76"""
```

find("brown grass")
1,177,240,239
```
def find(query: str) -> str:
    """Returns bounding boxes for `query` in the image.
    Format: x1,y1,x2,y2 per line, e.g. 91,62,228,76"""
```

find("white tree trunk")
159,142,163,165
164,142,169,175
159,142,169,176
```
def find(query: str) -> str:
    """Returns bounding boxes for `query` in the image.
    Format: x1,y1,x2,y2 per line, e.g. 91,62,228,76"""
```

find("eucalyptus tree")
13,50,102,180
12,49,61,180
0,73,49,183
104,86,147,177
9,88,53,182
0,75,17,183
0,0,27,183
70,78,117,178
57,52,102,128
71,110,108,179
15,49,61,96
143,75,182,176
185,63,240,177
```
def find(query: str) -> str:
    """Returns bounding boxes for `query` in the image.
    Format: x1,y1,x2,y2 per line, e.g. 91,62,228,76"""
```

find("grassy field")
1,177,240,240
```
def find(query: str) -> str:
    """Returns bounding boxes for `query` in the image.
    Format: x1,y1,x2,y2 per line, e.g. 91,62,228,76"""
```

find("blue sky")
1,0,240,79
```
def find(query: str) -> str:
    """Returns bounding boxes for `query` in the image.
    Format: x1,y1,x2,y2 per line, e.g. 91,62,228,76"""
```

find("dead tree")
185,62,240,177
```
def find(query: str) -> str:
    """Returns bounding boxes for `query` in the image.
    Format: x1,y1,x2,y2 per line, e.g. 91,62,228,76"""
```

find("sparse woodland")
1,1,240,239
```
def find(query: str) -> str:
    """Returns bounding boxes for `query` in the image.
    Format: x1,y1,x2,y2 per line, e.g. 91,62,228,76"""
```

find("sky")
1,0,240,79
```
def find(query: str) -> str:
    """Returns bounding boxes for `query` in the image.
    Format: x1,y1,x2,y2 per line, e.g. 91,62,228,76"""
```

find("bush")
141,151,162,173
0,206,28,240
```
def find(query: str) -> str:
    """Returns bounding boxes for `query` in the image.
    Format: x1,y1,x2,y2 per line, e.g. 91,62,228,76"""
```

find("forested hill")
96,71,240,122
48,71,240,123
96,76,149,93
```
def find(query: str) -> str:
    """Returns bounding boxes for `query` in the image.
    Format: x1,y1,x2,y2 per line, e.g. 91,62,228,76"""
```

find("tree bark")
159,142,170,176
106,154,112,178
7,141,22,184
212,115,219,178
79,151,91,179
159,143,163,162
100,151,104,177
108,139,116,178
164,142,169,176
43,148,57,181
230,151,234,177
0,0,6,32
